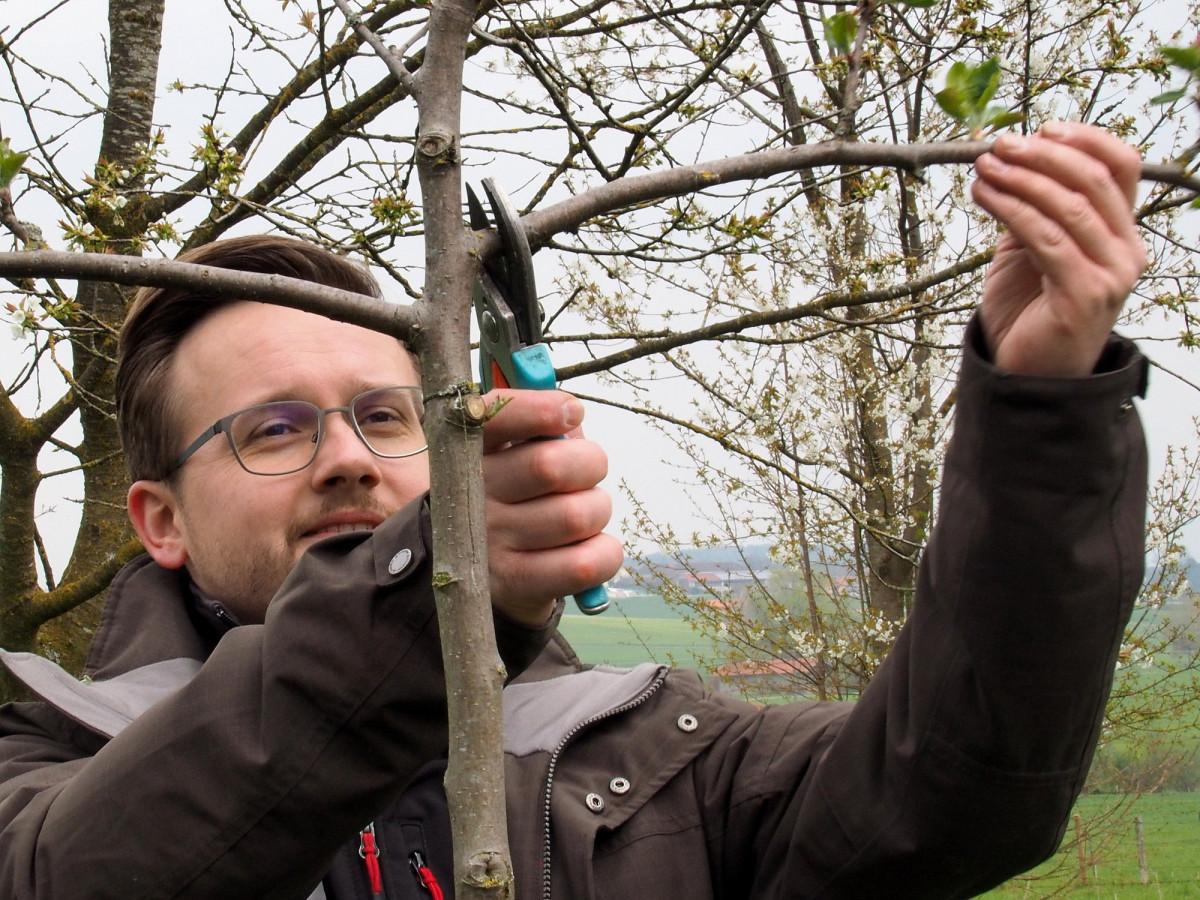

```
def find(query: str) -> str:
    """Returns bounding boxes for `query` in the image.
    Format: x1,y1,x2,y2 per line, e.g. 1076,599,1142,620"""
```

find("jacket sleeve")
709,318,1150,899
0,497,550,900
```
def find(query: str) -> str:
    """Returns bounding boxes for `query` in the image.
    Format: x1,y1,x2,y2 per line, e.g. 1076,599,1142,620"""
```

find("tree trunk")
44,0,165,673
412,0,515,894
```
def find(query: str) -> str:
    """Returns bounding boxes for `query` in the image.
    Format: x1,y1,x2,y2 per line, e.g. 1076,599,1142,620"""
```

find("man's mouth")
301,517,384,539
314,522,376,535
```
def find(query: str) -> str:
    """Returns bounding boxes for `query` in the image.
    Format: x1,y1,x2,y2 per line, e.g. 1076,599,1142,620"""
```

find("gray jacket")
0,321,1150,899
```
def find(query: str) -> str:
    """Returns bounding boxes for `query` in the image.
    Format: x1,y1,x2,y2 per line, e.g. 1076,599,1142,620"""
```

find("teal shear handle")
470,179,611,616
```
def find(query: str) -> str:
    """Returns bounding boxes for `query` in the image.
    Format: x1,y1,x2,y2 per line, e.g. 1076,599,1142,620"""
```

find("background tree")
564,0,1200,707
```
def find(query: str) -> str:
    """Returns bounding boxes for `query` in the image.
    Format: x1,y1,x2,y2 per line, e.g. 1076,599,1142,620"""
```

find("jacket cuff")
965,313,1148,381
953,315,1149,495
388,495,561,683
494,598,565,683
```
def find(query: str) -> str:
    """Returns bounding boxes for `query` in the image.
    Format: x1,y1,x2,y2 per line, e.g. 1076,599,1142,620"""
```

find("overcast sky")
4,0,1200,578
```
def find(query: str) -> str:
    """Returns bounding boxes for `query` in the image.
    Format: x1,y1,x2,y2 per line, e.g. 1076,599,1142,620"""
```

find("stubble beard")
186,537,300,626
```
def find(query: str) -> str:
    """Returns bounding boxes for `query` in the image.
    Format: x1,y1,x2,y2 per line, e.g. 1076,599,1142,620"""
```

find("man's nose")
308,411,382,487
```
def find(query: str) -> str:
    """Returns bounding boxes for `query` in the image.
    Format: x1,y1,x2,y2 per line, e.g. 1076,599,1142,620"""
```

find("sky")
3,0,1200,580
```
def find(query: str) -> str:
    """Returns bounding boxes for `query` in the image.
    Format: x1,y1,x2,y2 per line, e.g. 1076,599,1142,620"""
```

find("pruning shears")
468,178,611,616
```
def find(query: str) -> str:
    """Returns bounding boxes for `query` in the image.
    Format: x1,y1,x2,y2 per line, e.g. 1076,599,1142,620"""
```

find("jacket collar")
0,650,201,739
84,555,210,681
81,494,435,682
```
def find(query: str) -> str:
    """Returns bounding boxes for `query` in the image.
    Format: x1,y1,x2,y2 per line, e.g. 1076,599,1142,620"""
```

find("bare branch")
331,0,416,91
0,186,35,247
1142,162,1200,194
33,527,55,593
836,0,877,137
515,143,1200,251
556,249,993,379
0,250,419,342
25,538,144,626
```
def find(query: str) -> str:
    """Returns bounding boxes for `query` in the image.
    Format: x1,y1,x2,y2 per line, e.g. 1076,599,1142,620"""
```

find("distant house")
675,568,772,595
711,657,819,696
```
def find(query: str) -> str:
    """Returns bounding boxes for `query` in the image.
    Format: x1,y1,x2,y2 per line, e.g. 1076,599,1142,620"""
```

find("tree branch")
142,0,418,225
516,142,1200,252
555,249,993,379
23,538,145,629
5,144,1195,310
0,251,420,342
332,0,416,91
409,0,515,894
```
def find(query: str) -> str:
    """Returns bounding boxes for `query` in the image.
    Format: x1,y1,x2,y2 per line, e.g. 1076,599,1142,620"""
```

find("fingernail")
977,152,1009,173
995,133,1025,155
563,398,584,429
1041,121,1067,139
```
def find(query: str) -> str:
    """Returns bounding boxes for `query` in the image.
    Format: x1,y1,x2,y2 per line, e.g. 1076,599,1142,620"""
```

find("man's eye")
234,404,314,447
253,419,302,439
360,407,397,424
358,406,417,431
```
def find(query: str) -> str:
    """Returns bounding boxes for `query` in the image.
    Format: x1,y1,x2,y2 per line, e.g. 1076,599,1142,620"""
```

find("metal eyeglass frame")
165,385,428,477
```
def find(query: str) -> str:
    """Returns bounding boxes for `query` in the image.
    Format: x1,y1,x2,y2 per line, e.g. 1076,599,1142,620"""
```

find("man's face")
132,301,429,624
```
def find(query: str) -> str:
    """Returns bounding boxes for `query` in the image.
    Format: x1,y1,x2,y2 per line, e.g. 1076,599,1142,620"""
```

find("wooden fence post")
1074,814,1087,886
1136,815,1149,885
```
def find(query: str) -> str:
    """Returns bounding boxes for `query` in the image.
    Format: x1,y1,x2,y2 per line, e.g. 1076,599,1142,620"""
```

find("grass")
558,594,711,669
980,792,1200,898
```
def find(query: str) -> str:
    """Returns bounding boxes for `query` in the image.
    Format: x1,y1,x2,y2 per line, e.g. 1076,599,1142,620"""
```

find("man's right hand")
481,389,624,626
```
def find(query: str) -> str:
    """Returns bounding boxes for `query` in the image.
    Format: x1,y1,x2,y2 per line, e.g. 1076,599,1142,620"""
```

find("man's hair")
116,235,384,482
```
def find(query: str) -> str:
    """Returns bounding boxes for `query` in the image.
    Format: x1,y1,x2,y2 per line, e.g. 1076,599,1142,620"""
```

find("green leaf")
942,60,970,95
1162,46,1200,72
934,85,970,122
1151,87,1189,105
893,0,940,7
967,58,1002,107
823,12,857,57
938,58,1006,126
980,108,1024,133
0,139,29,190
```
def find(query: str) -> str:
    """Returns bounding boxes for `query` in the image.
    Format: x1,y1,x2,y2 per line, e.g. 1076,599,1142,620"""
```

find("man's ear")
127,480,189,569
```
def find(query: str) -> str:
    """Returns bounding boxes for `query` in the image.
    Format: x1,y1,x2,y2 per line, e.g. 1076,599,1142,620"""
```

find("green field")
982,792,1200,898
558,594,712,669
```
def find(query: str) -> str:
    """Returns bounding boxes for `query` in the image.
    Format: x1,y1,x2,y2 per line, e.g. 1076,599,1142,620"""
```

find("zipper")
212,602,240,630
410,850,446,900
359,822,386,899
539,667,668,900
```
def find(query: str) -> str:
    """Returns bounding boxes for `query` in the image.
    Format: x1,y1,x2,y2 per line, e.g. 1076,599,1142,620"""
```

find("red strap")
415,864,445,900
361,829,383,895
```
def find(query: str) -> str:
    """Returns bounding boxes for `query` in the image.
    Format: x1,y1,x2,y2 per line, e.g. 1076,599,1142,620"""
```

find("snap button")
585,792,605,813
609,777,631,795
677,714,698,733
388,548,413,576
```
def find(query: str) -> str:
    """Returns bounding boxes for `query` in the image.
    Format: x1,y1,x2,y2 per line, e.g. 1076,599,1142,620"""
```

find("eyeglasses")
168,386,427,476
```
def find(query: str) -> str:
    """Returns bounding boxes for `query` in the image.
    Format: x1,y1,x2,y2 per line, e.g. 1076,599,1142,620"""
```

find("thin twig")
555,249,992,379
330,0,415,91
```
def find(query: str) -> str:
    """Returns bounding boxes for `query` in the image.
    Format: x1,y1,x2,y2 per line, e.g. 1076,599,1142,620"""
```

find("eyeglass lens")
229,387,425,475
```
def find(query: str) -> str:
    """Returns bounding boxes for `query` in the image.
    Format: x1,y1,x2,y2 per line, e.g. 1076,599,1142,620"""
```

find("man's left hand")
972,121,1147,376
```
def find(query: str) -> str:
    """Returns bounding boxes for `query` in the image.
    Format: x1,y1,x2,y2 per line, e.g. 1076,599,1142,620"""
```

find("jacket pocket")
378,760,455,899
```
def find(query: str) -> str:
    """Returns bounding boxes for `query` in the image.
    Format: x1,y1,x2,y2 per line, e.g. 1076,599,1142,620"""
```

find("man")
0,121,1149,898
